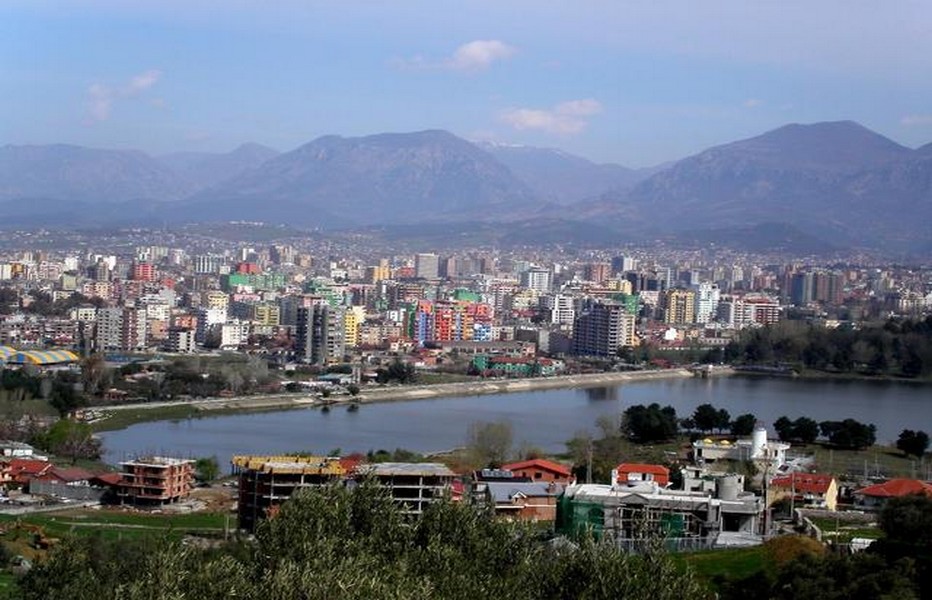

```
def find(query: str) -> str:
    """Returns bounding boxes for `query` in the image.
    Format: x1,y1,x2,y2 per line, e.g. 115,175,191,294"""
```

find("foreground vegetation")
11,482,709,600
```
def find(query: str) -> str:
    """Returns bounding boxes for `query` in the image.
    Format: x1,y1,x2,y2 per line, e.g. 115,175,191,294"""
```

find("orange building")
614,463,670,487
115,456,194,505
501,459,573,484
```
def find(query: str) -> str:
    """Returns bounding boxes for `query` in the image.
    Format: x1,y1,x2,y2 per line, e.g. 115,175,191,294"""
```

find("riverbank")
91,367,710,432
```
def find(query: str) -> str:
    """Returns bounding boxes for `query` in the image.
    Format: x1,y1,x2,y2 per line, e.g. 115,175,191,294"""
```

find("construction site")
231,455,454,532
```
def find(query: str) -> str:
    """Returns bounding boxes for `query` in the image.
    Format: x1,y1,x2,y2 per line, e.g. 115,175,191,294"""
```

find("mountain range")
1,121,930,253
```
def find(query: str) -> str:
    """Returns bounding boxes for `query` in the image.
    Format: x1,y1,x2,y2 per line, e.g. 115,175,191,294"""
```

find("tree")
896,429,929,458
716,408,731,433
622,403,678,443
730,413,757,437
18,481,712,600
32,419,102,463
794,417,820,444
195,456,220,482
467,420,514,468
346,383,360,397
774,416,794,442
692,404,719,433
819,419,876,450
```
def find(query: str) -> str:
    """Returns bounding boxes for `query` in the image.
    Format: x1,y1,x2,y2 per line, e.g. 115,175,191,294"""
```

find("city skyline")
3,1,932,167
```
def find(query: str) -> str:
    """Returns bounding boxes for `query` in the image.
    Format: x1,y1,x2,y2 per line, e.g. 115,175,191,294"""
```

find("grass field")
678,545,769,582
89,403,202,432
809,517,882,541
791,443,926,479
0,508,229,541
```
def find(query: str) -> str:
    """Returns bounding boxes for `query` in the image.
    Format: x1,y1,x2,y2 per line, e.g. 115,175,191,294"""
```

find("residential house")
614,463,670,488
769,473,839,511
501,459,573,484
853,478,932,509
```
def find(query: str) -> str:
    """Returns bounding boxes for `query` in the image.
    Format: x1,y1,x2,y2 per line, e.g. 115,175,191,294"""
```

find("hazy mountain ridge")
183,130,538,226
158,143,279,188
589,121,932,250
477,142,650,204
0,143,193,203
2,123,931,253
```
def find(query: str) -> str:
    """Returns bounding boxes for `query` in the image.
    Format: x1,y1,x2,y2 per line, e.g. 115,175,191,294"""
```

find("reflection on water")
584,387,618,401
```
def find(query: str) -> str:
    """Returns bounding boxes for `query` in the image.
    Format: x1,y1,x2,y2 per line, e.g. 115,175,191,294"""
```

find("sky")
2,1,932,167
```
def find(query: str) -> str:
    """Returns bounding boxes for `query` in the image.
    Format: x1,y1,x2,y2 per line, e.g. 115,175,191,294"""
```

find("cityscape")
2,2,932,599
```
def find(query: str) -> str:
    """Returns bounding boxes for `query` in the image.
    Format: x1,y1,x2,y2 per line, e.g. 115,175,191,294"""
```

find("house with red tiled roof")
614,463,670,488
854,478,932,509
1,458,52,487
501,459,573,484
770,472,838,511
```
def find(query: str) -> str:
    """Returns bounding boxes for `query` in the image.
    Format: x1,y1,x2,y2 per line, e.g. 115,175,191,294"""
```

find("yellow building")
344,306,366,348
663,289,696,324
204,290,230,312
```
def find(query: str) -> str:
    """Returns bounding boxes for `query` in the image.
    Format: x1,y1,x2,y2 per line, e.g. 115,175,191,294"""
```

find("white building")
694,282,721,324
520,268,552,294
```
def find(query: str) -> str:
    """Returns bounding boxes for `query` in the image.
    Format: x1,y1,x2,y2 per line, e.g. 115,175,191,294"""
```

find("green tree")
896,429,930,458
195,456,220,482
730,413,757,437
692,403,720,433
819,419,876,449
622,403,678,443
466,420,513,468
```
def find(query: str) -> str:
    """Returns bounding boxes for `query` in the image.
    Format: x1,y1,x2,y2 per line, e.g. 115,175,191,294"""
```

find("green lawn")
89,403,201,432
0,509,229,540
679,545,769,582
810,517,882,541
794,443,921,479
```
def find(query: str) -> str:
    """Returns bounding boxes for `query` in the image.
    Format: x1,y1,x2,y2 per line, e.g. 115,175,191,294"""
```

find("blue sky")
3,1,931,167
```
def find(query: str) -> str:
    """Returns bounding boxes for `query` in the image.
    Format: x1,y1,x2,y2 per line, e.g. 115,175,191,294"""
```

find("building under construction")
556,478,764,551
115,456,195,506
232,456,455,532
232,455,349,532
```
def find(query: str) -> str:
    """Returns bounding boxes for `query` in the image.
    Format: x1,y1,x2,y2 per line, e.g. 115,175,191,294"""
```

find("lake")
101,376,932,467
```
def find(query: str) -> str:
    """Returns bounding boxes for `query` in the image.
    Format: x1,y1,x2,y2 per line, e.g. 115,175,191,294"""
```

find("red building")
501,459,573,484
614,463,670,487
131,262,155,281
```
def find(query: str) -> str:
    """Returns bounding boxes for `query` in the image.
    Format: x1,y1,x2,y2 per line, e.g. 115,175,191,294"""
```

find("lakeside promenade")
98,367,724,419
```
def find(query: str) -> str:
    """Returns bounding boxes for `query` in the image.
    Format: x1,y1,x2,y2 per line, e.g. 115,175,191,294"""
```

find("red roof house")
614,463,670,487
771,472,839,511
501,459,573,484
854,478,932,508
2,458,52,486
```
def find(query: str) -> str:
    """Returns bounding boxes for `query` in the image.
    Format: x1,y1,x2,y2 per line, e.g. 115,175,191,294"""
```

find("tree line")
13,481,708,600
724,316,932,378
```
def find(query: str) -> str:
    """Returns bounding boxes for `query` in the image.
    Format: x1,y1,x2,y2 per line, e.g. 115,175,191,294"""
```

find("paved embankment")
97,367,731,418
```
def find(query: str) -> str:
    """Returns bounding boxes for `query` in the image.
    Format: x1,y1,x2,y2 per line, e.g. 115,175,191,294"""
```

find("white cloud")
901,114,932,126
448,40,515,71
744,98,762,108
85,69,162,122
500,99,602,134
393,40,515,72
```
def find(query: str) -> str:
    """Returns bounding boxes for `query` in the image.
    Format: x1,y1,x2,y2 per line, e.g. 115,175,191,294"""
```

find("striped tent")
0,346,79,365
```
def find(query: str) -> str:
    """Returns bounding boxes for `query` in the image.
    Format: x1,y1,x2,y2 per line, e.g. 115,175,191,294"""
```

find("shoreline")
91,367,711,431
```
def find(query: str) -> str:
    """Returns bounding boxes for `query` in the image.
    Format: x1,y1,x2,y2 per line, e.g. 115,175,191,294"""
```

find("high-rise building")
414,253,440,279
520,268,552,293
663,289,696,324
296,304,345,365
694,282,720,324
572,300,636,356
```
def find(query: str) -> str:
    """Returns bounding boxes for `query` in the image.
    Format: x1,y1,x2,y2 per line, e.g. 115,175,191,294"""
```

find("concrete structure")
572,300,636,356
558,480,764,551
692,426,789,469
296,304,345,365
115,456,194,505
520,268,552,293
694,282,720,324
356,462,455,516
233,455,349,532
663,289,696,325
414,253,440,279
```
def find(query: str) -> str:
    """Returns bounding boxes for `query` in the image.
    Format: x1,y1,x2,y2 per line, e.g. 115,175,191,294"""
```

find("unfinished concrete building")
557,478,764,551
115,456,194,506
232,455,348,532
355,462,455,516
